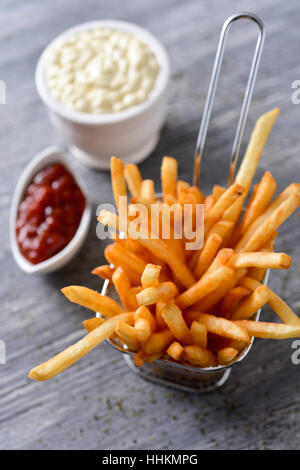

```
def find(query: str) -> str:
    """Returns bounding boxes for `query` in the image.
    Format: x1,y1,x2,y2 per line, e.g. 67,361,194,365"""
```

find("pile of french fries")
29,107,300,381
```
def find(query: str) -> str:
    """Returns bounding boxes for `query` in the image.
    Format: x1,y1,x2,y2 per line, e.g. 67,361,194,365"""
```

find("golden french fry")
234,320,300,339
144,352,162,363
83,317,105,332
105,243,146,285
134,306,157,332
183,345,217,367
137,281,178,306
155,301,168,330
164,193,178,205
167,341,184,361
206,183,244,224
219,286,251,316
221,193,246,245
207,220,234,241
140,179,155,203
212,185,226,200
236,194,300,253
218,347,238,365
176,265,234,310
137,237,196,288
177,180,190,203
267,293,300,326
133,350,145,367
91,265,115,281
205,184,244,234
235,108,280,190
196,312,251,343
233,171,277,242
227,339,246,352
28,312,133,381
190,321,207,349
116,319,140,351
239,276,300,325
143,329,174,355
161,156,177,201
124,164,142,199
207,248,234,272
61,286,123,317
230,285,270,320
194,268,247,312
189,186,205,204
162,302,192,345
182,309,203,325
134,318,152,344
141,264,161,288
112,266,132,311
187,250,202,272
235,184,300,250
229,252,292,270
247,232,277,281
193,233,222,279
97,209,120,232
204,195,216,217
127,286,142,310
111,156,127,211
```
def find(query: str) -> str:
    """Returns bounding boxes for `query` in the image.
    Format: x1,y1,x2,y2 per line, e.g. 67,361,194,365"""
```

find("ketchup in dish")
16,162,85,264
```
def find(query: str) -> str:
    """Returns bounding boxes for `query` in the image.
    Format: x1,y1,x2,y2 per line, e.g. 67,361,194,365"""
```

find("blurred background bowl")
35,20,170,170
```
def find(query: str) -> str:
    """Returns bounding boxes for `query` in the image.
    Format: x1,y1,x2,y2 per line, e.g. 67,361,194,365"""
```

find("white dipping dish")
10,145,92,274
35,20,170,169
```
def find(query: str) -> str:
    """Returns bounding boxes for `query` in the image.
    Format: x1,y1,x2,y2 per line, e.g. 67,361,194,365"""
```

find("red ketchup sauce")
16,163,85,264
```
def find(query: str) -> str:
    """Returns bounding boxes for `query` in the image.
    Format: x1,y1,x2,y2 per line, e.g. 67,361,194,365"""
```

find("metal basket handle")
193,12,265,187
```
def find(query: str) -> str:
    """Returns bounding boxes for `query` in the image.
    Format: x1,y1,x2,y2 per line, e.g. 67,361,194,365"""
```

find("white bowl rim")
10,145,92,273
35,19,170,125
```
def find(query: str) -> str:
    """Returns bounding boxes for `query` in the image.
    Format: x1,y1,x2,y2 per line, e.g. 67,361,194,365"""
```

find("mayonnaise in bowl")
45,27,160,114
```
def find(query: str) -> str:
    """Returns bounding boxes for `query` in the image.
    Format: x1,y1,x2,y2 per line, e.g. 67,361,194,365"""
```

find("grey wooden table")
1,0,300,450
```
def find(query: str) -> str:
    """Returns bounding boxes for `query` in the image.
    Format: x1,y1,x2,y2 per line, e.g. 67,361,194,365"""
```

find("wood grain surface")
1,0,300,450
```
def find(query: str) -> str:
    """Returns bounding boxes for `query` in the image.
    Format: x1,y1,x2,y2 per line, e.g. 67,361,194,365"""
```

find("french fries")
112,267,132,311
183,345,217,367
218,347,238,365
176,265,234,310
29,313,132,381
193,233,222,278
134,318,152,344
195,312,251,343
161,156,177,201
235,108,280,190
143,329,174,355
141,263,161,287
116,320,140,351
124,163,142,199
219,286,251,317
234,320,300,339
110,156,127,210
162,302,192,345
230,286,270,320
29,107,300,382
229,252,292,270
61,286,123,317
137,282,178,306
91,264,114,281
167,341,184,361
190,321,207,349
83,317,105,333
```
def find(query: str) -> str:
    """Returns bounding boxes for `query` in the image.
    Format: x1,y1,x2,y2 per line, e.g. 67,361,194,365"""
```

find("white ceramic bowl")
10,145,92,274
35,20,170,169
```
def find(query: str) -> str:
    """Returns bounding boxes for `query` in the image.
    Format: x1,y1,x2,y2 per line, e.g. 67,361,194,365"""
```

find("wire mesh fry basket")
100,13,267,393
101,270,269,393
